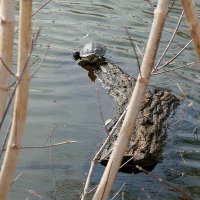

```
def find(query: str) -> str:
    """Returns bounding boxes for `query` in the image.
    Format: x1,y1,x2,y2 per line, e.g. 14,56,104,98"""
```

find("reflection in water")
80,65,99,82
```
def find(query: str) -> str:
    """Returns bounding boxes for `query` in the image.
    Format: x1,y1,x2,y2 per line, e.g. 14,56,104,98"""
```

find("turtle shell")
80,42,106,58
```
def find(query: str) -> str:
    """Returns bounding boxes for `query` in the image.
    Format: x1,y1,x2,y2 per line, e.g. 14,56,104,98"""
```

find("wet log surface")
83,61,180,174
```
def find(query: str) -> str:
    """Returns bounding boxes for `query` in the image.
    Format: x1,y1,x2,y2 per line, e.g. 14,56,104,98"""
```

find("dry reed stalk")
0,1,14,121
182,0,200,60
0,1,32,199
92,0,169,199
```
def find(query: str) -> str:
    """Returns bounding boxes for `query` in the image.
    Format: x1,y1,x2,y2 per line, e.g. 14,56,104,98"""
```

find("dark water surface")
6,1,200,199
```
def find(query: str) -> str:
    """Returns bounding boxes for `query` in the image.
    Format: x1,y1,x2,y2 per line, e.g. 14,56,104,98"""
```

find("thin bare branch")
136,165,194,199
110,183,126,200
0,57,16,77
135,43,144,58
182,0,200,60
125,27,141,76
20,140,76,149
152,61,199,75
31,45,50,78
31,28,41,53
81,109,127,200
156,40,192,71
32,0,52,16
154,11,184,70
0,19,42,132
11,173,23,186
0,119,12,159
95,83,108,134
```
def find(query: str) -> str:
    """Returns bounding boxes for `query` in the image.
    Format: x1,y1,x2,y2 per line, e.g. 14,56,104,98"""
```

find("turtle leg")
88,71,96,82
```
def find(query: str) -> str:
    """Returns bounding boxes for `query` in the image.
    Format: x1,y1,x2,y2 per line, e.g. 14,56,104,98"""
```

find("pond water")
3,0,200,199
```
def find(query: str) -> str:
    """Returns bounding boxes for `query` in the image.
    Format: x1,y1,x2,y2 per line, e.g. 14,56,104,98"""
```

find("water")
3,0,200,199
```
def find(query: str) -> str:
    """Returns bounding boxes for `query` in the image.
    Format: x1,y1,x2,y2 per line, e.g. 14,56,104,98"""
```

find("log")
81,60,179,174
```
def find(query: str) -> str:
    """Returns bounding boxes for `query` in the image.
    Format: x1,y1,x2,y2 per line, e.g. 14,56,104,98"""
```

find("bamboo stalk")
182,0,200,60
0,1,32,199
92,1,169,199
0,1,14,121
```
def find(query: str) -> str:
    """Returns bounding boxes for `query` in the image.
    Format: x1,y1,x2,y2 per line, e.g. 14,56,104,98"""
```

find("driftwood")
81,60,179,174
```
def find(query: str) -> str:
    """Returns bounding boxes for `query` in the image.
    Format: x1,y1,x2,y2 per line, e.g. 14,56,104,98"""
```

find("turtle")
73,42,106,66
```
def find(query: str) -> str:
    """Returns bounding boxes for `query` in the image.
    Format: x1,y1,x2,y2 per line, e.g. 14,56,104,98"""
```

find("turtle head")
73,51,81,60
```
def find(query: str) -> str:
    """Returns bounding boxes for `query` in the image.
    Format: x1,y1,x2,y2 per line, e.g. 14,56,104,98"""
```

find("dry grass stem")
32,0,53,16
81,109,127,200
0,1,14,121
152,61,199,75
156,40,192,71
31,45,50,77
93,1,169,199
125,27,141,75
0,119,12,159
154,10,184,70
110,183,126,200
182,0,200,60
0,1,32,199
20,140,76,149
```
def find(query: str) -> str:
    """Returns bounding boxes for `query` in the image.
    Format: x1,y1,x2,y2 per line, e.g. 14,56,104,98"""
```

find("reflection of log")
94,61,180,174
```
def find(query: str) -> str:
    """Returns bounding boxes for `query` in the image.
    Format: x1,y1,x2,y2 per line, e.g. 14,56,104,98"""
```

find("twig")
0,57,16,77
31,28,41,53
81,162,97,200
32,0,53,16
136,165,194,199
0,119,12,159
11,173,22,186
182,0,200,60
81,109,127,200
119,156,134,170
110,183,126,200
96,108,127,161
20,140,76,149
135,43,144,58
152,61,199,75
31,45,50,78
0,76,19,131
156,40,192,71
95,82,108,134
0,27,40,131
14,0,53,34
125,27,141,76
154,10,184,70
